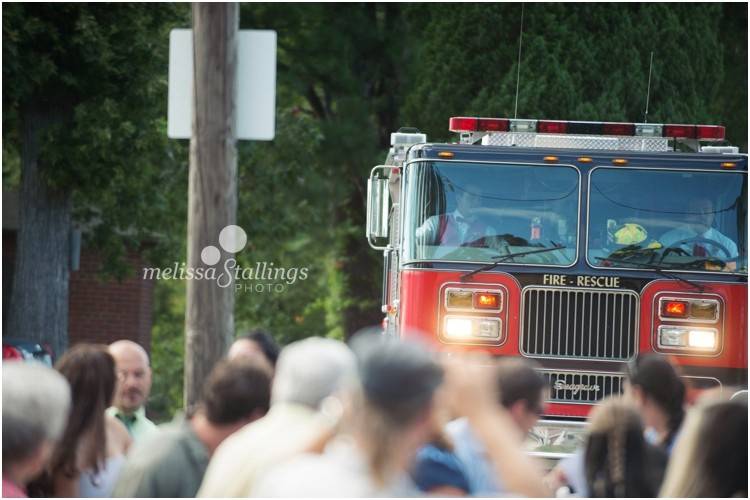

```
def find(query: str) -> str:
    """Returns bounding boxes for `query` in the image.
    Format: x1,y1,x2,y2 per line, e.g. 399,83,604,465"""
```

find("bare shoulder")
106,413,133,455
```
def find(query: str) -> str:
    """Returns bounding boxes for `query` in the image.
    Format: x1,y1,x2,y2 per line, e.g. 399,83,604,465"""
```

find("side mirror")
366,166,391,249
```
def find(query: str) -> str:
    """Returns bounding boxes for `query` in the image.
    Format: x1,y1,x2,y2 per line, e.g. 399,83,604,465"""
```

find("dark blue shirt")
411,444,472,495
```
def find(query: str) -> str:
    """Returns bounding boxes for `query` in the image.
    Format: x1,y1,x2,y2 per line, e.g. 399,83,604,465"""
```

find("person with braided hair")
583,397,667,497
625,354,686,454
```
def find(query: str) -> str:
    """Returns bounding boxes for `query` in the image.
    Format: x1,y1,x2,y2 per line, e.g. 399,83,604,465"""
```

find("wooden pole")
184,2,238,409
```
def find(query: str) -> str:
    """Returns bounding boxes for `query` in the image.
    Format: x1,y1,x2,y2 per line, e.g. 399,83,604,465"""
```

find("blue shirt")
411,444,471,494
659,226,738,259
445,418,508,496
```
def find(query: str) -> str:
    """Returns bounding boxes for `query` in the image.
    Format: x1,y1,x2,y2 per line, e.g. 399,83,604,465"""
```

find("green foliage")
402,3,743,145
149,278,186,423
3,3,191,278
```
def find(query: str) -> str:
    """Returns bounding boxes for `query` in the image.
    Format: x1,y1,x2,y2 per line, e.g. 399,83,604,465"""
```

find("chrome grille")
481,132,670,151
521,287,638,360
542,370,625,404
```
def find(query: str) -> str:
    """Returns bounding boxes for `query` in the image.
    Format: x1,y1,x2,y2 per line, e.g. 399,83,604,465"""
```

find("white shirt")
252,436,418,497
659,226,738,259
416,210,497,246
197,403,330,497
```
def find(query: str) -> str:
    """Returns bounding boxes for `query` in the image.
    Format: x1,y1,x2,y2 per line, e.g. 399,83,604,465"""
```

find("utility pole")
184,2,238,409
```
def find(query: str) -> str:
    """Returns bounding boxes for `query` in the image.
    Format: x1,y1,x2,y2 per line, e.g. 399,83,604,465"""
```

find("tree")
3,4,189,354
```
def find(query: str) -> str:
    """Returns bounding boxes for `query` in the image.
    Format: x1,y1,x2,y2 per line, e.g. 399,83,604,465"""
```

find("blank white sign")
168,29,277,140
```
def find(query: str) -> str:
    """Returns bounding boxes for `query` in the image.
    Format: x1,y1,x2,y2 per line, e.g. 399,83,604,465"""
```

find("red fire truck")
366,117,747,454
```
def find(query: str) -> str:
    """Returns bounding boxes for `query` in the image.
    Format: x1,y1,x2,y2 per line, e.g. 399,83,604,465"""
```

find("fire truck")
366,117,747,455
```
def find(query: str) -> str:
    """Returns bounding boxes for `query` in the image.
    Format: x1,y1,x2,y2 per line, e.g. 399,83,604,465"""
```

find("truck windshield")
402,161,580,265
588,168,747,274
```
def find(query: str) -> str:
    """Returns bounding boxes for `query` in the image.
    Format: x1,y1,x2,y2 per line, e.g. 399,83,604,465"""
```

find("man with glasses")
413,358,547,496
107,340,158,442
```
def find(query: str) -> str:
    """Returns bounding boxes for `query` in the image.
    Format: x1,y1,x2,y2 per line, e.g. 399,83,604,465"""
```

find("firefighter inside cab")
415,183,500,251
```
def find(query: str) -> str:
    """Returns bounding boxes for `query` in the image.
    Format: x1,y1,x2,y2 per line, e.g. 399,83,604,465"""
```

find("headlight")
688,329,717,350
445,317,473,339
444,316,501,341
658,326,718,352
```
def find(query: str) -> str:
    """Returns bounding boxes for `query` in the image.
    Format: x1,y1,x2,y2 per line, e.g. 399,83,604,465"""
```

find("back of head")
231,328,280,367
660,396,748,497
202,359,272,425
2,362,72,465
495,358,546,411
585,397,655,497
350,333,443,424
626,354,685,436
271,337,356,408
349,334,444,485
51,344,117,476
57,343,117,412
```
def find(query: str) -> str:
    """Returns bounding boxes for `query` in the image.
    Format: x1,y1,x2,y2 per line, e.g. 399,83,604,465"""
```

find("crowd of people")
2,328,747,498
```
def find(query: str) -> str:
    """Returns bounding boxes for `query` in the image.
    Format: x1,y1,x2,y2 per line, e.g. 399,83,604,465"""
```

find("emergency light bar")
449,117,726,141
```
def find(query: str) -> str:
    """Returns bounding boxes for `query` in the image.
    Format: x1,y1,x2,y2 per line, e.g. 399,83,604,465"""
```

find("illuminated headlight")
445,317,473,339
444,317,501,341
658,326,718,352
688,329,717,350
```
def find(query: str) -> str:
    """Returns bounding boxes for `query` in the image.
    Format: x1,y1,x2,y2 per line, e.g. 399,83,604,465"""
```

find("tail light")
3,344,23,360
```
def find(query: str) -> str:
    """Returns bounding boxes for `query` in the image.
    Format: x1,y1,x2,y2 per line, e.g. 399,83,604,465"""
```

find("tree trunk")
184,2,238,409
7,104,72,357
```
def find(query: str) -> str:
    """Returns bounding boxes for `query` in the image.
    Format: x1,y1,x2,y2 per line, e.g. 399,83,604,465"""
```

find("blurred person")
413,357,548,496
107,340,157,441
440,354,552,498
29,344,131,497
584,397,667,497
197,336,356,497
624,354,685,454
410,404,470,496
549,355,684,495
2,362,71,498
112,359,271,497
660,393,747,497
252,334,444,497
227,328,280,373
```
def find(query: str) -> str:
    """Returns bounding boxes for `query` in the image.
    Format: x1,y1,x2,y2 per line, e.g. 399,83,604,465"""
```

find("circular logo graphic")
201,245,221,266
219,225,248,254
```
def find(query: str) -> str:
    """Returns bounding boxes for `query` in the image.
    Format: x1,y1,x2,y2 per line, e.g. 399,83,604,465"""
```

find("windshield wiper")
594,256,704,292
460,244,566,282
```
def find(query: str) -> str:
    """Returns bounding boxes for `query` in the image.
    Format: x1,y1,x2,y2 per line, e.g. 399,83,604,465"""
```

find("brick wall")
68,250,154,351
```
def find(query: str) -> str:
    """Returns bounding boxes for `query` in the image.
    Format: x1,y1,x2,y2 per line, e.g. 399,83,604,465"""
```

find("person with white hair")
196,336,356,497
2,362,71,498
252,334,445,497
